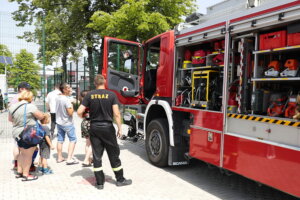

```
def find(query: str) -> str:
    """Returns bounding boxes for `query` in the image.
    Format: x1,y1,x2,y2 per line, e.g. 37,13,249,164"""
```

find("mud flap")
168,146,189,166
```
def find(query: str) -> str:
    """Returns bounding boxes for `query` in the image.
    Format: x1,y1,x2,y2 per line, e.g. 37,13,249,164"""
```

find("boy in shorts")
38,114,55,174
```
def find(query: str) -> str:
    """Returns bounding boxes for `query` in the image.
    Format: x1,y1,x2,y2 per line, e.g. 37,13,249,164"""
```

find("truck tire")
146,118,169,167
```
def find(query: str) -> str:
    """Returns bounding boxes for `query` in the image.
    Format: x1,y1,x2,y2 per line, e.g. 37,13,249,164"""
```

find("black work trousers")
90,122,124,185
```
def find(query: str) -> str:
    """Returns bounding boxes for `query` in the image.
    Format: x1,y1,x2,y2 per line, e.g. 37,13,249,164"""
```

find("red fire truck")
100,0,300,197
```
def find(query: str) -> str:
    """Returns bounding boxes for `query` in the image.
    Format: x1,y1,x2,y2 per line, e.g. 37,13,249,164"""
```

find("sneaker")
37,167,43,173
116,179,132,187
43,168,53,175
95,184,104,190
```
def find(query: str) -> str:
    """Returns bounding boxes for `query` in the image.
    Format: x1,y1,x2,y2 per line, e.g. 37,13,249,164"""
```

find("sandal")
82,163,92,167
22,175,38,181
57,158,66,163
15,172,23,178
66,158,79,165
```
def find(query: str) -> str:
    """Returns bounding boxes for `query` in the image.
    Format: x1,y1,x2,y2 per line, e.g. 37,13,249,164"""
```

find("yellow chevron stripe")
284,121,291,126
248,116,255,120
242,115,248,119
227,113,300,127
254,117,261,121
269,119,276,123
293,122,300,127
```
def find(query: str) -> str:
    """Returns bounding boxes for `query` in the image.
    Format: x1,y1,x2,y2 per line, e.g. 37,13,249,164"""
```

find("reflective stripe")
93,167,103,172
112,166,122,171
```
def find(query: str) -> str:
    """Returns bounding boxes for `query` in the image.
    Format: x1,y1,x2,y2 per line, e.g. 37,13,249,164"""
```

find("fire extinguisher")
227,80,239,113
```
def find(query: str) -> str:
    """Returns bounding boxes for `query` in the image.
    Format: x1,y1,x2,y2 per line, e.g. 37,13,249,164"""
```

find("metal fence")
0,111,13,143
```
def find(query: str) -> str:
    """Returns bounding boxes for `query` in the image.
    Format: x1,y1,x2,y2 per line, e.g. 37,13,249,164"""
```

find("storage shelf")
207,51,224,56
179,65,224,71
253,45,300,54
251,77,300,81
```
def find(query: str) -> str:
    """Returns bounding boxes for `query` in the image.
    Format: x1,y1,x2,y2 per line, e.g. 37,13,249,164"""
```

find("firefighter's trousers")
90,122,125,185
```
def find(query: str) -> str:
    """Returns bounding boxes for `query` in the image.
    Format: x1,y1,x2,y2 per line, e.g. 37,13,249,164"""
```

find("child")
80,90,93,167
38,114,55,174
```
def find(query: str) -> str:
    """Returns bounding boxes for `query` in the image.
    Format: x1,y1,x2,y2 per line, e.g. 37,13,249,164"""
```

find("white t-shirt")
46,89,61,113
55,95,73,126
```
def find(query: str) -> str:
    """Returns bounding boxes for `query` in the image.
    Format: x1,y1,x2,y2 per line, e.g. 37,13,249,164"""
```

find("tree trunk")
61,53,68,82
87,46,95,90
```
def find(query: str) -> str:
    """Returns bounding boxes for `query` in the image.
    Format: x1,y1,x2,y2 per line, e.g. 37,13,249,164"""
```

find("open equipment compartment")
175,39,225,112
252,21,300,119
226,15,300,150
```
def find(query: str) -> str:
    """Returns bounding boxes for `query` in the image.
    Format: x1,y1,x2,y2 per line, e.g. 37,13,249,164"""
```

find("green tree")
0,44,13,74
10,0,84,82
88,0,196,41
7,49,41,92
10,0,126,88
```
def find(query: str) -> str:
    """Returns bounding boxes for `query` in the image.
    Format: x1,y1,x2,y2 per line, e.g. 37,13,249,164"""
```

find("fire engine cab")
100,0,300,197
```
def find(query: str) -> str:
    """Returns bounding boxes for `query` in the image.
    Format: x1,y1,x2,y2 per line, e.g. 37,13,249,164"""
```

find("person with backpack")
9,82,33,171
8,90,47,181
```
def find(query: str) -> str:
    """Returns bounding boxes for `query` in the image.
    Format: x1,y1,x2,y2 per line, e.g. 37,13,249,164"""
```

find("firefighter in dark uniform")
77,74,132,190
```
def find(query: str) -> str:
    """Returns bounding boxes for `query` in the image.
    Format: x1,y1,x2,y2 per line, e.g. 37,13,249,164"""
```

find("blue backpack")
20,103,46,145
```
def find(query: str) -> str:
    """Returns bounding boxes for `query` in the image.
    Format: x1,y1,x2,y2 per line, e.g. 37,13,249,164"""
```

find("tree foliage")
10,0,127,87
0,44,13,74
88,0,196,41
10,0,196,90
7,49,41,92
10,0,84,81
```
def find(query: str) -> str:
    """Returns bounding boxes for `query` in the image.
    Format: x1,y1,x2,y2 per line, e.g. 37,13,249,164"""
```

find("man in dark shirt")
77,74,132,190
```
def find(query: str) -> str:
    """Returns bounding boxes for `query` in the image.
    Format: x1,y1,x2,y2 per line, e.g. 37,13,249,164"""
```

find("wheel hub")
149,129,162,156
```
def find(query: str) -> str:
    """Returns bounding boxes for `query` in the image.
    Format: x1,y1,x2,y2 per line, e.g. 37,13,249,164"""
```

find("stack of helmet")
265,59,299,77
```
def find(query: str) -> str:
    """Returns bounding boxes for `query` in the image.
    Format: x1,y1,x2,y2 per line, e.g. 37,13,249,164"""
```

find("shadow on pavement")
119,137,299,200
70,168,115,186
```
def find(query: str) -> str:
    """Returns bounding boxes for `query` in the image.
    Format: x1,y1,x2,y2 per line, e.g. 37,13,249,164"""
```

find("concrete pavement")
0,109,298,200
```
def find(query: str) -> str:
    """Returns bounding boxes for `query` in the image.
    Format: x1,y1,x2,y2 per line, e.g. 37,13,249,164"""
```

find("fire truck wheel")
146,118,169,167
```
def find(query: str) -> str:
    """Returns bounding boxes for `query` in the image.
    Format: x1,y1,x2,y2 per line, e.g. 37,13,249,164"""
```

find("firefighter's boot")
94,170,105,189
114,168,132,187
